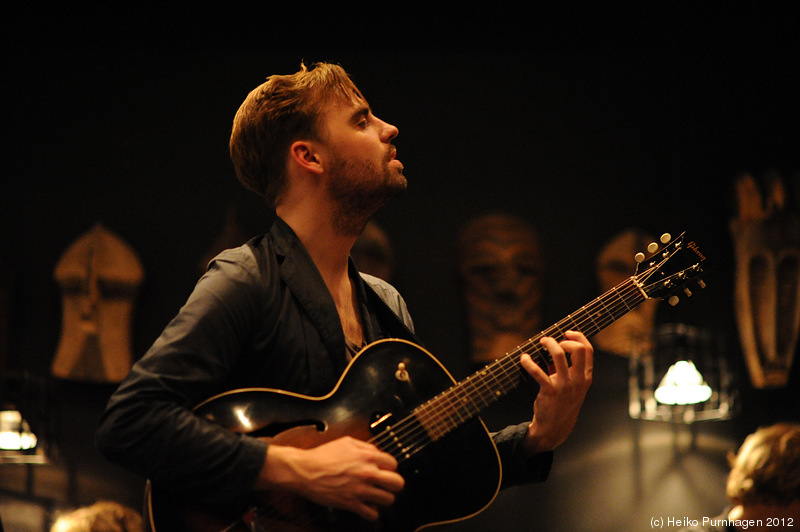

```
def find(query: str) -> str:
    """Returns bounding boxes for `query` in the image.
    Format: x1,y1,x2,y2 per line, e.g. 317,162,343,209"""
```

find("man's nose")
378,117,399,142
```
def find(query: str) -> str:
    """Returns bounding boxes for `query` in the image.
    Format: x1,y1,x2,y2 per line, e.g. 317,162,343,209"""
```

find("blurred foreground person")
681,422,800,531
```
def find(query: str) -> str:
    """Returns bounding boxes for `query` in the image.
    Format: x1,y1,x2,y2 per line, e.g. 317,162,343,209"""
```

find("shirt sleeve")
95,248,268,511
492,422,554,488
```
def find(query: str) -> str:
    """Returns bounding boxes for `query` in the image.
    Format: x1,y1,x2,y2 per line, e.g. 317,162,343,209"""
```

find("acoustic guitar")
146,232,708,531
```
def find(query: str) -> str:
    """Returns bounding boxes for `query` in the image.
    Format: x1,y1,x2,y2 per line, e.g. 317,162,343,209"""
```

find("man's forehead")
324,95,368,114
319,96,371,126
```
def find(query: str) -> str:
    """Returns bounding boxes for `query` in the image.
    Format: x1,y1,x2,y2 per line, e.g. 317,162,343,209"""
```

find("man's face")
318,98,407,235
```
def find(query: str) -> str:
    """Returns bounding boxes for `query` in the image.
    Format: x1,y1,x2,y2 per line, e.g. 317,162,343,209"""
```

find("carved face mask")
52,223,144,382
594,229,659,357
458,214,543,364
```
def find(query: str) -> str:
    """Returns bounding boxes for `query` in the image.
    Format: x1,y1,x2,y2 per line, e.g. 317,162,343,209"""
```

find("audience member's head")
51,501,142,532
726,422,800,508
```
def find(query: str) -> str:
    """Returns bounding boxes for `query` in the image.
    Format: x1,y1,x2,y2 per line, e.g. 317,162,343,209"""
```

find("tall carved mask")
457,214,543,365
731,174,800,388
52,223,144,382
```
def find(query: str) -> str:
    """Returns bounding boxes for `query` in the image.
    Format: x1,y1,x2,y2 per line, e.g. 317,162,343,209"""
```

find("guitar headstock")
633,232,710,306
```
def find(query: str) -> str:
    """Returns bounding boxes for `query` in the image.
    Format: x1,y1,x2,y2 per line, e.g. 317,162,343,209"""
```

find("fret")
612,285,634,311
549,322,566,339
564,314,580,333
595,298,613,329
583,305,600,330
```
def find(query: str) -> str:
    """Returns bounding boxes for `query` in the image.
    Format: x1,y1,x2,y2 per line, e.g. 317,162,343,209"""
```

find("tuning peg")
634,252,646,263
698,280,706,289
660,233,672,244
684,287,693,297
647,242,659,253
668,295,680,306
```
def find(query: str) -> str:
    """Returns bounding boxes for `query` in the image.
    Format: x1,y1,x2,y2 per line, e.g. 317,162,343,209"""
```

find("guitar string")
373,285,643,461
447,280,643,415
412,282,644,450
420,283,643,442
369,280,647,461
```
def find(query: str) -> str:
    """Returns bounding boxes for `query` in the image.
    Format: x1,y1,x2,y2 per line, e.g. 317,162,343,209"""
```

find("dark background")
2,5,799,531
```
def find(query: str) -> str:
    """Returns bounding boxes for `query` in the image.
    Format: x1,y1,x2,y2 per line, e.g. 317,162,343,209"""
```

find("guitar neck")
413,276,646,442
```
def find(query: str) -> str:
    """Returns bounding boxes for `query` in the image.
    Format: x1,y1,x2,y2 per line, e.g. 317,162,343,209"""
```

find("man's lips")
388,147,403,168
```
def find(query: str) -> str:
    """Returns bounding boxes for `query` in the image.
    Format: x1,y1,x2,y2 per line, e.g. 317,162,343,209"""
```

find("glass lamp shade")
654,360,713,405
0,409,38,451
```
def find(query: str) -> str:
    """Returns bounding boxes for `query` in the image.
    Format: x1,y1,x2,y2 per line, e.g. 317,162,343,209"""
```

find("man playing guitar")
96,62,594,531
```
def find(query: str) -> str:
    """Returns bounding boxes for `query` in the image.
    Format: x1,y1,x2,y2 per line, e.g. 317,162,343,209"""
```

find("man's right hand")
256,436,405,521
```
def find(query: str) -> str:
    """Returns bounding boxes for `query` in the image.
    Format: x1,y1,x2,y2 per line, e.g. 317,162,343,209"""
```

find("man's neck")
278,208,357,300
278,209,365,347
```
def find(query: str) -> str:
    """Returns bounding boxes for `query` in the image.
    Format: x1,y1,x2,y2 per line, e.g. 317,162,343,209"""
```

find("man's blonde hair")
230,62,364,207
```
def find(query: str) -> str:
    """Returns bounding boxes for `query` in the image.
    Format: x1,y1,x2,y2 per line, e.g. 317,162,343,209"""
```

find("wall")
2,7,799,531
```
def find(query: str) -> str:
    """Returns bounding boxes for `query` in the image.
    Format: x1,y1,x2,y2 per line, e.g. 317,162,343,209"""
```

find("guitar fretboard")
371,276,647,460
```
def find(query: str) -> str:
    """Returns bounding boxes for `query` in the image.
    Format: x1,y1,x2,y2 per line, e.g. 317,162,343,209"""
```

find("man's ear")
289,140,325,174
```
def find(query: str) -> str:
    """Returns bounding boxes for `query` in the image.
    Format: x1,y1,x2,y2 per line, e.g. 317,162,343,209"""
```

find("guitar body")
146,339,502,532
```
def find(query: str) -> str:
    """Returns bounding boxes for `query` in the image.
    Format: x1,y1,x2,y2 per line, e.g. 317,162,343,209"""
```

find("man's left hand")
520,330,594,454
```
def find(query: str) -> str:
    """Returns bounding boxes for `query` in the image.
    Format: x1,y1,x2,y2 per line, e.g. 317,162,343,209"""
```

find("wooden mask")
457,214,543,365
52,223,144,382
594,229,659,357
731,174,800,388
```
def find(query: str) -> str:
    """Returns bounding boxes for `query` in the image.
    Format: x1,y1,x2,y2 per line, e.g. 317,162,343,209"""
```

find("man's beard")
326,151,407,237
